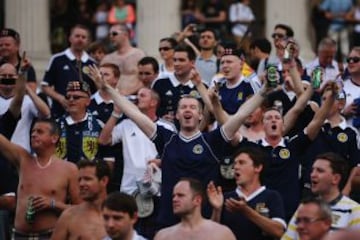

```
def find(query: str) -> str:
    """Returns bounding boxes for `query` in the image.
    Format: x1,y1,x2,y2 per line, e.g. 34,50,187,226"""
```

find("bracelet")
111,112,121,119
50,198,56,209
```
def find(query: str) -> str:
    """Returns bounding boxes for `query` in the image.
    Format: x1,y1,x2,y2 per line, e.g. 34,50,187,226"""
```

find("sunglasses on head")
346,56,360,63
158,47,172,51
271,33,285,39
65,95,88,100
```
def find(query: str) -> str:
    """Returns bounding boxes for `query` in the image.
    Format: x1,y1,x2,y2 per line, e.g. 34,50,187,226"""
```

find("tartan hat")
0,28,20,42
66,81,91,96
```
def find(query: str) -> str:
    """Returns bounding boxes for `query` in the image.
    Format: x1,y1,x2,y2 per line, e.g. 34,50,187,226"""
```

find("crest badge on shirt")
237,92,243,101
337,133,348,143
279,148,290,159
193,144,203,154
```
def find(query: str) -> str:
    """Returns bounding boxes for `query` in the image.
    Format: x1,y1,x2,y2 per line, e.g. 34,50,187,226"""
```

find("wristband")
111,112,121,119
50,198,56,209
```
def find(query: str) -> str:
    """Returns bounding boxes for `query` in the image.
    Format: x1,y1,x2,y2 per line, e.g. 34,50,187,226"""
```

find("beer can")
25,196,35,224
311,67,322,89
266,65,278,88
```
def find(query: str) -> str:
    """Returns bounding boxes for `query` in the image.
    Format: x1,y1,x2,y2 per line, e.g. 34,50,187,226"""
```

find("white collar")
92,91,113,104
260,137,286,147
65,48,90,62
168,72,194,88
324,116,347,130
235,186,266,201
65,113,89,125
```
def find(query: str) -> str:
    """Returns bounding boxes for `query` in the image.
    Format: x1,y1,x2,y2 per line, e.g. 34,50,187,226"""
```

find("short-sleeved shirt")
151,126,231,227
42,48,97,118
253,133,312,220
221,187,286,240
151,73,198,117
195,55,217,86
282,195,360,240
111,119,175,194
302,119,360,188
56,112,102,163
215,74,260,114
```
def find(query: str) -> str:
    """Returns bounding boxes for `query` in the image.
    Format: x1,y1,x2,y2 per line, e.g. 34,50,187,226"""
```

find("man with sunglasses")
55,81,104,164
258,24,294,76
282,152,360,240
0,28,37,92
102,24,145,96
342,47,360,126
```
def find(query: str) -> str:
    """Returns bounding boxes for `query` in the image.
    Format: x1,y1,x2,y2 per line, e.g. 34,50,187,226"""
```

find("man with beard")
101,24,145,96
154,178,236,240
51,159,110,240
41,24,97,118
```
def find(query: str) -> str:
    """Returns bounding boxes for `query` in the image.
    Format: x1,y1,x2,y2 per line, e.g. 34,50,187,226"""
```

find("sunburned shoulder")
202,220,236,240
154,225,178,240
53,158,78,173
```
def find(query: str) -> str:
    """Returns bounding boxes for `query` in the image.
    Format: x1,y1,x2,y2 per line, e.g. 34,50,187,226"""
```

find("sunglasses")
109,31,120,37
346,56,360,63
271,33,285,39
65,95,88,100
158,47,172,52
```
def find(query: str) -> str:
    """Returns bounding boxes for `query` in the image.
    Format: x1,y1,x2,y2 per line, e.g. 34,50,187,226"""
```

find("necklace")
35,156,53,169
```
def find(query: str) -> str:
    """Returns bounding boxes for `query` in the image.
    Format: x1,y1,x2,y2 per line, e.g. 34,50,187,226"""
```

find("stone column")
5,0,51,82
266,0,315,61
137,0,181,58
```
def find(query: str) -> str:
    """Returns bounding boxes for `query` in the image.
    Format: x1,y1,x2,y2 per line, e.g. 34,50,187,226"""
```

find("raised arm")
8,69,26,118
99,106,122,145
306,83,336,140
88,65,156,137
26,85,51,119
0,134,26,168
283,83,314,135
222,86,268,139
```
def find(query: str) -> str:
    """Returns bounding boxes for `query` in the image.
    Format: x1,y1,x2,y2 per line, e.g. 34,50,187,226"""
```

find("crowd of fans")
2,0,360,239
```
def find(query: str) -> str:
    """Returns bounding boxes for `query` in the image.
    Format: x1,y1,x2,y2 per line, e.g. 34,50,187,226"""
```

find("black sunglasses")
271,33,285,39
109,31,120,37
65,95,88,100
346,56,360,63
158,47,172,51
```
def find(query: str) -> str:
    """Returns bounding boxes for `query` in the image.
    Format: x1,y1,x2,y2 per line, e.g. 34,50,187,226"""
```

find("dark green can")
312,67,322,89
25,196,35,224
267,65,278,88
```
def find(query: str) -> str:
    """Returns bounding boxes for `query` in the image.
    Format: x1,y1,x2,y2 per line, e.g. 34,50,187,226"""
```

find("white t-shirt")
0,95,38,152
112,118,176,194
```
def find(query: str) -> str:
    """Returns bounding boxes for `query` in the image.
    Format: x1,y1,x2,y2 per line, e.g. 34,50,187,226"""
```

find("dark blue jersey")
151,74,198,117
253,133,311,220
217,77,258,114
152,126,230,227
42,48,97,118
302,120,360,188
221,187,286,240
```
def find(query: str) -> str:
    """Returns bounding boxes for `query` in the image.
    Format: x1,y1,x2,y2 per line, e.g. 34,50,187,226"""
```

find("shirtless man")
154,178,236,240
102,23,145,95
0,118,80,239
51,159,110,240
